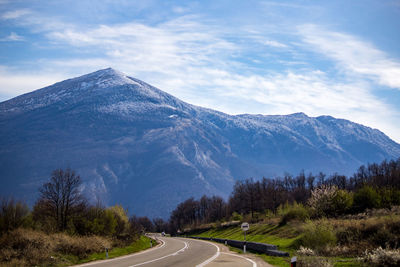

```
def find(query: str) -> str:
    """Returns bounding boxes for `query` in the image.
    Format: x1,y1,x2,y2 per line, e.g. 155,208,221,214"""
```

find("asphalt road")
74,235,271,267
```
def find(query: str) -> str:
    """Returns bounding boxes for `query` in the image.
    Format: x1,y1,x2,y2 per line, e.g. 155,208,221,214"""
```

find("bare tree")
37,168,85,231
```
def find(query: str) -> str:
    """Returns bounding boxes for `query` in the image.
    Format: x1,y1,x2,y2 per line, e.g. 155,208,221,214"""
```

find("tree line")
0,168,165,240
168,157,400,232
2,157,400,236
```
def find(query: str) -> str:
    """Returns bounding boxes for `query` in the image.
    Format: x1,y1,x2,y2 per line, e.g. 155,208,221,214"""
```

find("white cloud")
1,9,31,20
0,67,65,97
298,24,400,89
263,40,288,48
0,32,24,41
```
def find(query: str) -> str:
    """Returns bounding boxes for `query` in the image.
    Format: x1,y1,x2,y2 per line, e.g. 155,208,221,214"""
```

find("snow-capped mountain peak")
1,69,399,218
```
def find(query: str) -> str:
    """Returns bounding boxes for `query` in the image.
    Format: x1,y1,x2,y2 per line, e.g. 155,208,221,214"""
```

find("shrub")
231,212,243,221
53,233,110,258
360,247,400,266
0,228,111,266
297,257,333,267
0,197,30,234
353,186,381,212
280,202,310,225
299,220,337,251
108,205,129,236
0,228,52,265
370,226,398,248
308,185,338,217
296,246,315,256
331,190,353,215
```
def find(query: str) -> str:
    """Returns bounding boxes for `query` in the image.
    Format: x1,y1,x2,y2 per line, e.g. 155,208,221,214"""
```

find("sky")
1,0,400,142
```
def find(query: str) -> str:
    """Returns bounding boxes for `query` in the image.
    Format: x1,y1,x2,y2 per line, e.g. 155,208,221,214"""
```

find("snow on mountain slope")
1,68,399,218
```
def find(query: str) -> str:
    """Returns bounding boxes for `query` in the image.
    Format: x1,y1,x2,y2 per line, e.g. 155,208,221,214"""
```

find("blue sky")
1,0,400,142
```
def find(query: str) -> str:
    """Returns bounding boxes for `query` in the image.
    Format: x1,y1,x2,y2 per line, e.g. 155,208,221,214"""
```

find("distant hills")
1,68,399,218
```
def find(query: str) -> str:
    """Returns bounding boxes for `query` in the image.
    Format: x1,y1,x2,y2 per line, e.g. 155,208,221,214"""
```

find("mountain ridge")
1,68,399,218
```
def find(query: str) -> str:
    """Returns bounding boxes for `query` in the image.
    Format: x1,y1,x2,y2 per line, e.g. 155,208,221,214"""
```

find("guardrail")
189,236,289,257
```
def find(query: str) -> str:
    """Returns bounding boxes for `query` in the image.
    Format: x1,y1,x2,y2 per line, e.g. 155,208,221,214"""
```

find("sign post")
241,222,249,253
291,256,297,267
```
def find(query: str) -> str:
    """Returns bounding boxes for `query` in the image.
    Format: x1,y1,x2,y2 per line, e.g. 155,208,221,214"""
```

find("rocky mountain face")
1,68,399,218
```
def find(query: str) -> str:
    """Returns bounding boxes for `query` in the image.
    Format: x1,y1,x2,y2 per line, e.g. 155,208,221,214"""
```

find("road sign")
241,222,249,231
241,222,249,253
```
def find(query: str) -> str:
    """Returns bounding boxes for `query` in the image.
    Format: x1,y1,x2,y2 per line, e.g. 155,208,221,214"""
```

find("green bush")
280,202,310,225
299,220,337,250
353,186,381,212
231,212,243,221
371,227,394,248
331,190,353,216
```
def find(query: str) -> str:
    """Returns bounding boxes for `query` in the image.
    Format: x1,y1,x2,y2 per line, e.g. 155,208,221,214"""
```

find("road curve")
74,235,262,267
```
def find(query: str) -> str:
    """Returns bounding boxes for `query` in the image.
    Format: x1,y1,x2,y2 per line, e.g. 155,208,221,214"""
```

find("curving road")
74,235,270,267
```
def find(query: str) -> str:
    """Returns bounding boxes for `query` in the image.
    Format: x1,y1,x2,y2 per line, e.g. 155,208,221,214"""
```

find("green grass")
57,236,156,266
189,223,363,267
81,236,157,263
190,223,298,266
192,223,300,251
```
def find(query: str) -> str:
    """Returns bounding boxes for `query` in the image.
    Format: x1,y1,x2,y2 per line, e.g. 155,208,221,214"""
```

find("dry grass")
0,228,111,266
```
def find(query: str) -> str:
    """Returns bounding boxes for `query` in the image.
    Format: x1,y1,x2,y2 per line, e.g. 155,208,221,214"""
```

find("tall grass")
0,228,153,266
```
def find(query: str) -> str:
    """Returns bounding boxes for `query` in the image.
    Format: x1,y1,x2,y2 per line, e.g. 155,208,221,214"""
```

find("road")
74,235,271,267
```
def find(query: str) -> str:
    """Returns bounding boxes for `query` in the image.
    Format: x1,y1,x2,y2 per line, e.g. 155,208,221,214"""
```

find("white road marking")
129,239,189,267
74,238,166,267
195,240,220,267
221,252,257,267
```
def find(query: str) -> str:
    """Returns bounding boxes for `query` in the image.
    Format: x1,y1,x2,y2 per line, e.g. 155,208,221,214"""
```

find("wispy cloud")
0,66,65,97
1,8,31,20
0,32,24,41
263,40,288,48
298,24,400,89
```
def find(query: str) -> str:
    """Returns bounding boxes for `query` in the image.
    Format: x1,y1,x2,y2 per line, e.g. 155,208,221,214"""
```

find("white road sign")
241,222,249,231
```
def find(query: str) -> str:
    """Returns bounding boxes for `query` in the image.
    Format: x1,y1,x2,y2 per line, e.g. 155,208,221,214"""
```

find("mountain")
1,68,399,218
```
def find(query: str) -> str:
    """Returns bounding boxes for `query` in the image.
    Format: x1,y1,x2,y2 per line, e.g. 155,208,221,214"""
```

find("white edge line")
74,238,166,267
194,239,220,267
129,239,189,267
221,252,257,267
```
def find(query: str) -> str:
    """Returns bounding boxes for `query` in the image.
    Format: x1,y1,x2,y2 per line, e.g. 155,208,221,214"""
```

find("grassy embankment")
0,228,157,266
66,235,157,265
187,208,400,267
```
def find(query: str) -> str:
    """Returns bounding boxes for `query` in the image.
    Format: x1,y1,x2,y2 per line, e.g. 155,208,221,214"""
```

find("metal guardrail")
189,236,289,257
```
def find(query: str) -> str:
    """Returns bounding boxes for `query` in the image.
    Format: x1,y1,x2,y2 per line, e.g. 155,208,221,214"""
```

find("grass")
73,235,157,265
227,245,290,267
0,228,156,267
188,222,366,267
189,223,298,266
192,223,300,251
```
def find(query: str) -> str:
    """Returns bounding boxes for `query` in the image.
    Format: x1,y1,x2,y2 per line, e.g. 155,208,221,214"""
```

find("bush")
280,202,310,225
231,212,243,221
360,247,400,266
297,257,333,267
298,220,337,251
353,186,381,212
0,228,111,266
53,233,110,258
331,190,353,216
296,246,315,256
0,197,30,234
0,228,53,265
308,185,337,217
